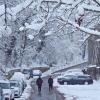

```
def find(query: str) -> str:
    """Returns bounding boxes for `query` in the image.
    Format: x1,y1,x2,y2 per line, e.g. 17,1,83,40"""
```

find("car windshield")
10,82,18,87
33,70,41,74
0,83,10,89
23,69,30,74
78,76,90,79
64,75,75,79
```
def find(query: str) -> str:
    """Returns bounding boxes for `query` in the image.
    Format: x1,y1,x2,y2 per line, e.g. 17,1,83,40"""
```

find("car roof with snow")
33,70,41,72
0,80,10,83
10,72,26,81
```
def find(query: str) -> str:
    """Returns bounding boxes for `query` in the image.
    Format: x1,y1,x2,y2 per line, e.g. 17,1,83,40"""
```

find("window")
0,83,10,89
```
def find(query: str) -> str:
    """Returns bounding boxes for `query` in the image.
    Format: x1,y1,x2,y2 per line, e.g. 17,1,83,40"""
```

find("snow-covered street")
0,0,100,100
31,76,64,100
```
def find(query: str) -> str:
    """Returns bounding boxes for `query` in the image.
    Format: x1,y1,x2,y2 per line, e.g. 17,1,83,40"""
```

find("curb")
54,87,65,100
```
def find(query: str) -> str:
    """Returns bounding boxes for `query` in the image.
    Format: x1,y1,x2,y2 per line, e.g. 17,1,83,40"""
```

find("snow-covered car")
57,74,93,85
10,72,27,91
33,70,42,76
63,69,84,76
10,80,23,97
0,80,14,100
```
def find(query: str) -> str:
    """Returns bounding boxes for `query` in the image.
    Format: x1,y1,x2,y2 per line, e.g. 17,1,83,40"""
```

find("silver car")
10,80,23,98
0,80,14,100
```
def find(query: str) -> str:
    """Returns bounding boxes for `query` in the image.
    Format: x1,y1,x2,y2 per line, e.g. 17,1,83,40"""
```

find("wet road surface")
31,77,64,100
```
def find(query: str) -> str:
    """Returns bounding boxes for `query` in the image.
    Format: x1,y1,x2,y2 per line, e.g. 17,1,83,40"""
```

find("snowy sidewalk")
54,78,100,100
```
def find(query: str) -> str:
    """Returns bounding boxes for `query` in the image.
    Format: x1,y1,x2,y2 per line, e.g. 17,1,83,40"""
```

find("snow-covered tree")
0,0,100,68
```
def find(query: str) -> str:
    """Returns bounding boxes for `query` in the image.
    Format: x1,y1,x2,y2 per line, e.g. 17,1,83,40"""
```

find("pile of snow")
20,85,32,100
10,72,26,83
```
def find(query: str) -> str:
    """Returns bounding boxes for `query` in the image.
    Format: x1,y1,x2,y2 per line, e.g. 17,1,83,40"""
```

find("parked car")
0,87,3,100
33,70,42,76
61,69,84,76
22,68,33,78
0,80,14,100
10,72,27,91
10,80,23,98
57,74,93,85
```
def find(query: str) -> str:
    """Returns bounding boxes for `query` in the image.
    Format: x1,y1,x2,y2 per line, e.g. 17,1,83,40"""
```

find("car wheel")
64,82,68,85
84,81,88,85
59,82,64,85
11,98,14,100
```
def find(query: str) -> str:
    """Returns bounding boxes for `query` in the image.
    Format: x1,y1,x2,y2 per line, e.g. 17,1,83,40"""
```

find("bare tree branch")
93,0,100,6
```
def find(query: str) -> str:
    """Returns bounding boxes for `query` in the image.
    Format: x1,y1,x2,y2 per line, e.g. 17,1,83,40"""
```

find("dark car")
22,69,33,78
57,75,93,85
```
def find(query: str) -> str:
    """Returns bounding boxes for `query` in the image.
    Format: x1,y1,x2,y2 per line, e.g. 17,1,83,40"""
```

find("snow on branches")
75,5,84,26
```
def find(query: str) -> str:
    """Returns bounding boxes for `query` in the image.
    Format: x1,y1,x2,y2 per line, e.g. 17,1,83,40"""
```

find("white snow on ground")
42,69,52,77
54,78,100,100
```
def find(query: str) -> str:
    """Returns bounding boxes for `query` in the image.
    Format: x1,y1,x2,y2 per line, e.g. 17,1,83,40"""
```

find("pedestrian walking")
48,76,53,92
36,76,43,94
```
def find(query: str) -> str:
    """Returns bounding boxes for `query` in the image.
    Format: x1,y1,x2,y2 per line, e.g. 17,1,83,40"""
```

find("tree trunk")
88,35,99,65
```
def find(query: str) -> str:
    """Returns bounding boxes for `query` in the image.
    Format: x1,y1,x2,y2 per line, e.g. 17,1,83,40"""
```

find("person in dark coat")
36,76,43,94
48,76,53,92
